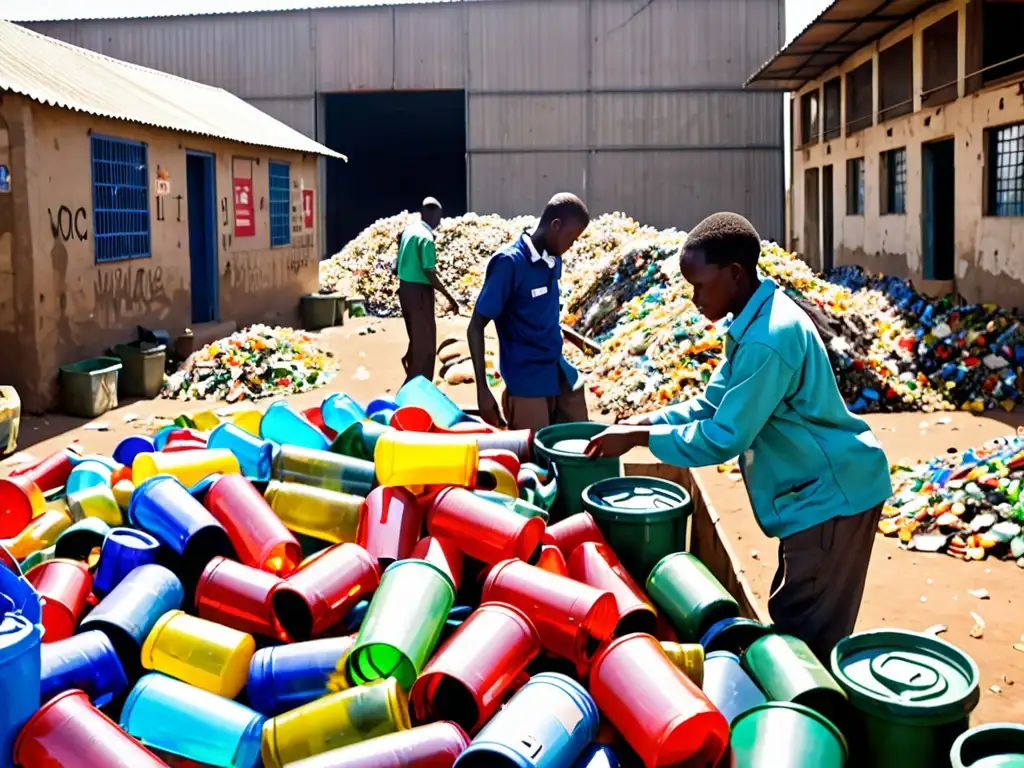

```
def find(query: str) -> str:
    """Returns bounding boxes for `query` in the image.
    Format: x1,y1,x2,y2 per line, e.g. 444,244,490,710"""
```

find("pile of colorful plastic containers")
0,375,1001,768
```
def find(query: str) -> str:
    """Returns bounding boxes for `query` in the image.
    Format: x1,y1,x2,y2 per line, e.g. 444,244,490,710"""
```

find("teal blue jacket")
649,278,892,539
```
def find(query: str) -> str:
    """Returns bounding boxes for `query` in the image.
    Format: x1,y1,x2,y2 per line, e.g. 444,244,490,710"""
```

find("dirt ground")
5,317,1022,724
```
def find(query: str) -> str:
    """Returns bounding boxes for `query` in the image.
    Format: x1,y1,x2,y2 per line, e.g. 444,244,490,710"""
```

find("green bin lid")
582,476,691,524
552,439,591,455
951,723,1024,768
831,629,980,723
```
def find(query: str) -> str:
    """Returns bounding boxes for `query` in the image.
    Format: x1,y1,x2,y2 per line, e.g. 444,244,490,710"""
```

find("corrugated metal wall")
25,0,785,238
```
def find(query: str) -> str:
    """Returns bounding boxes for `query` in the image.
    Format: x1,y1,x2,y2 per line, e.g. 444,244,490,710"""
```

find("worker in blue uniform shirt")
468,193,592,431
585,212,893,661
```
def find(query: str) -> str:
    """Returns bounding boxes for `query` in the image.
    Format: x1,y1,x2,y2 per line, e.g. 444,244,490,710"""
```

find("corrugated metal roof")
0,20,344,158
745,0,942,90
9,0,487,23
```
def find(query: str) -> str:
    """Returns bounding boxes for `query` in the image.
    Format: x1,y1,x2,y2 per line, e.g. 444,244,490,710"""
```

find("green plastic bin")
730,702,848,767
59,357,122,418
831,629,981,768
951,723,1024,768
582,475,691,584
646,551,739,642
300,294,339,330
533,422,620,521
112,341,167,399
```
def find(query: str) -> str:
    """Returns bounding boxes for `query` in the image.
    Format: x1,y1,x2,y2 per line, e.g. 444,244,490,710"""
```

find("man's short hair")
684,212,761,273
539,192,590,227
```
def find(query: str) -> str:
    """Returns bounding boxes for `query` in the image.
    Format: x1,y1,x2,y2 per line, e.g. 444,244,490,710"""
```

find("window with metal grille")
91,135,151,263
269,161,291,247
881,148,908,215
987,122,1024,216
846,157,865,215
823,78,841,141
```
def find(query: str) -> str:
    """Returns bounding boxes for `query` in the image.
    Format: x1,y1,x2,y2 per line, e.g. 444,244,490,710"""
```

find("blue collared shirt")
648,278,893,539
474,233,578,398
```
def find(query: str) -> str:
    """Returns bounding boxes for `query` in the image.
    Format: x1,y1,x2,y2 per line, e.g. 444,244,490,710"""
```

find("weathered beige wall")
791,0,1024,307
15,98,319,411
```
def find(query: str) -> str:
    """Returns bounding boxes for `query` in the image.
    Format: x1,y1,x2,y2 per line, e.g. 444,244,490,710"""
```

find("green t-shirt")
396,221,436,285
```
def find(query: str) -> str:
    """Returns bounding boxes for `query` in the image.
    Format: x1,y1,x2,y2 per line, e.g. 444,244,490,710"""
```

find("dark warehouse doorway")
322,91,468,257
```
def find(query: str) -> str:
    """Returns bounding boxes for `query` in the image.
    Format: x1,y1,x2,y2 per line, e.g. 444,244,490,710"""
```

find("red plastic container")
481,559,617,664
654,613,679,644
568,542,657,637
271,543,380,641
410,537,465,592
195,556,286,639
0,473,43,538
589,633,729,768
474,430,532,462
535,545,569,577
283,721,470,768
25,559,93,642
478,449,521,478
204,475,301,576
436,422,496,435
302,407,338,441
162,429,209,453
541,513,609,560
390,406,435,433
14,689,170,767
8,448,73,490
427,488,545,565
410,602,539,733
357,487,424,568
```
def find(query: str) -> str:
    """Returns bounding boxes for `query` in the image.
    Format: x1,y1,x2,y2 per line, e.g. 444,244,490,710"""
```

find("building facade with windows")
748,0,1024,308
0,21,339,412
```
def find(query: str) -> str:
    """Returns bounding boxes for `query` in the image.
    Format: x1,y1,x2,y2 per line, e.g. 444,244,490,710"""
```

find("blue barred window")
91,135,151,262
269,161,291,247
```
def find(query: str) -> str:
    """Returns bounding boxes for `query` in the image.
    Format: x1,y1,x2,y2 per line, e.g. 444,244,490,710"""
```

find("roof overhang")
745,0,944,91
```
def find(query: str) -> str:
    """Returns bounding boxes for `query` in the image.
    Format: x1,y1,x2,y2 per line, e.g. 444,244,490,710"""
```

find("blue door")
186,151,219,324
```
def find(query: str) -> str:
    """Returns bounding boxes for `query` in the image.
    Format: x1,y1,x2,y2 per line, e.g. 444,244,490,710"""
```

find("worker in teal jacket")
586,212,892,661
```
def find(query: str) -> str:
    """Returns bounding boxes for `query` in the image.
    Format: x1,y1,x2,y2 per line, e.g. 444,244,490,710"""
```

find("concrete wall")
5,95,319,412
790,0,1024,307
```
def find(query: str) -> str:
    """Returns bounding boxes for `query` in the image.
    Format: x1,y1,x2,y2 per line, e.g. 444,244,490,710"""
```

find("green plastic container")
831,629,981,768
582,476,692,584
330,420,389,462
951,723,1024,768
646,552,739,642
743,634,851,739
59,357,122,418
300,294,339,330
730,702,847,767
534,422,620,521
333,295,347,326
111,341,166,399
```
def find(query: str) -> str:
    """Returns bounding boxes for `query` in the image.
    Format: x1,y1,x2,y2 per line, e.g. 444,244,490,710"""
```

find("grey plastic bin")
60,357,122,418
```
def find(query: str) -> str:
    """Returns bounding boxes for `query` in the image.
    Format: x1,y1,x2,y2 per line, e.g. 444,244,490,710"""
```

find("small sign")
0,165,11,193
155,166,170,197
233,178,255,238
302,189,314,231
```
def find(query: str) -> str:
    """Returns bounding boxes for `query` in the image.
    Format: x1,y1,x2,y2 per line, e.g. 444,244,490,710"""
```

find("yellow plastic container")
141,609,255,698
67,485,123,526
260,678,410,768
190,410,222,431
112,479,134,511
373,432,478,489
263,481,363,545
661,641,706,687
231,409,264,437
477,458,519,498
132,449,241,489
0,507,72,560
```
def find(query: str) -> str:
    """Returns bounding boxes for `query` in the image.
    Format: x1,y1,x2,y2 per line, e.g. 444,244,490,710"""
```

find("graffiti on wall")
48,205,88,242
93,266,171,326
224,250,312,296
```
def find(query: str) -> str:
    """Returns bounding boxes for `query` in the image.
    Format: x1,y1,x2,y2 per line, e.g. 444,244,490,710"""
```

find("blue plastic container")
395,376,464,429
322,393,367,435
128,475,232,568
93,527,161,596
79,563,183,674
66,460,112,496
40,629,128,707
370,409,396,426
572,745,620,768
343,600,371,633
69,453,120,471
208,423,276,482
699,617,773,656
702,650,767,725
121,673,265,768
260,401,330,452
247,636,356,716
455,673,598,768
0,546,42,768
152,425,176,451
112,435,156,467
365,398,399,418
54,517,112,562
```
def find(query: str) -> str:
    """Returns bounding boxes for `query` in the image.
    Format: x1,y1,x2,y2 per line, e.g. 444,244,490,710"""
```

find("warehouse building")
748,0,1024,308
23,0,786,255
0,21,340,413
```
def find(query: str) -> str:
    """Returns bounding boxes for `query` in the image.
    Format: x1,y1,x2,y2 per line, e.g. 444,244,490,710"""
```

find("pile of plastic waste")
161,325,337,403
0,376,995,767
882,433,1024,564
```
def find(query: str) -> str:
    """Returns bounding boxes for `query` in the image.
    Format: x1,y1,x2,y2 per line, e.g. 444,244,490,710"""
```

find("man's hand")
584,426,650,459
446,297,460,315
477,387,506,428
618,411,657,426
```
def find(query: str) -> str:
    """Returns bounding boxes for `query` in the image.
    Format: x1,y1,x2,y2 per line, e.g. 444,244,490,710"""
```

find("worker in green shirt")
396,197,459,384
